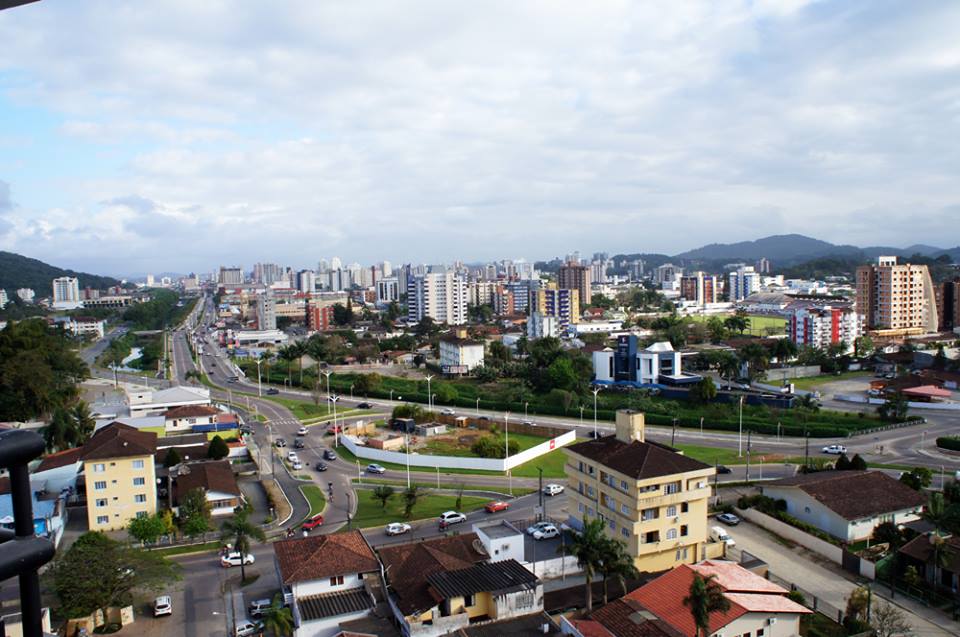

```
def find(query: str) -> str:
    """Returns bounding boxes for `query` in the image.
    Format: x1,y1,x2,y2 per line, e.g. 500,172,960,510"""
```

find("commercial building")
218,267,245,285
52,276,81,308
856,256,938,335
376,277,400,304
592,337,699,386
788,306,862,353
558,262,592,306
65,317,106,340
407,269,469,326
256,290,277,331
439,333,485,374
727,266,761,302
81,423,158,532
564,411,718,571
529,288,579,331
679,272,718,306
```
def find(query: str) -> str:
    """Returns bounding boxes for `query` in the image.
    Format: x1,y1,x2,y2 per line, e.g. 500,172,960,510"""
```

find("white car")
248,599,272,618
441,408,455,415
542,484,564,496
532,524,560,540
287,451,299,462
821,444,847,455
297,426,308,436
153,595,172,617
526,521,553,536
221,552,255,568
385,522,412,536
235,620,262,637
521,419,535,426
366,463,386,474
291,460,303,470
439,511,467,525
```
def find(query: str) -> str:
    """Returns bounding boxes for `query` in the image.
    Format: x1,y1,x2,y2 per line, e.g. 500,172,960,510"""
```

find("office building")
376,277,400,304
727,266,761,302
592,337,699,385
856,256,938,334
218,267,244,285
564,410,716,571
254,262,284,285
679,272,718,306
407,269,469,325
81,423,158,532
788,306,862,353
529,288,579,331
939,279,960,331
558,262,592,306
256,290,277,331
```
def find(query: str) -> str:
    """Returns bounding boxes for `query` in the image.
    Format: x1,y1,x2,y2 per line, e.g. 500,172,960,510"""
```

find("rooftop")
427,559,538,599
275,530,379,585
35,447,84,473
450,613,561,636
298,588,373,622
164,404,220,419
764,471,926,521
566,438,711,481
172,461,240,503
80,423,157,461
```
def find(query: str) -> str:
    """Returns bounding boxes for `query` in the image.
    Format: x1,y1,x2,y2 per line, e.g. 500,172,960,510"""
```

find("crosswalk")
267,418,301,429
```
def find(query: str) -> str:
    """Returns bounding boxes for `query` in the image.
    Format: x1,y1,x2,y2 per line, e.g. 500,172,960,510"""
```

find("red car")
302,513,324,531
485,501,510,513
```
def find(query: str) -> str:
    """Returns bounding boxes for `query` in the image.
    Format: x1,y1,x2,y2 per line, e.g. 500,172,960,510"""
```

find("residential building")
653,264,682,287
256,289,277,331
274,531,381,637
163,404,221,434
558,263,592,306
529,288,579,331
856,256,938,335
0,289,7,309
407,269,469,326
127,385,211,418
298,269,318,294
787,306,862,353
938,278,960,331
254,262,285,285
81,423,158,532
590,261,607,285
218,266,245,285
65,317,106,340
439,332,485,373
564,410,718,571
761,471,925,542
592,337,700,386
492,286,515,316
899,533,960,592
0,477,67,547
755,257,771,274
16,287,35,302
468,280,497,307
527,312,559,339
679,272,718,306
52,276,81,308
308,301,336,332
572,560,809,637
727,266,761,302
32,447,84,495
171,460,242,517
377,277,400,304
505,280,541,313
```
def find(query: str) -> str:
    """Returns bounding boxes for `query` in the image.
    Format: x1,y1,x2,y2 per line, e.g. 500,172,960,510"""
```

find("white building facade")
407,270,468,325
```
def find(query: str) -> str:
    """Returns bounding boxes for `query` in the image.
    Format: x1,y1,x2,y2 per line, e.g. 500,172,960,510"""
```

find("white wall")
294,608,371,637
474,524,524,563
292,573,365,598
31,463,80,495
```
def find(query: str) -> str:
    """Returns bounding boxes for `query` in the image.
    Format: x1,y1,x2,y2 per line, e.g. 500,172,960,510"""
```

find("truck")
710,526,735,547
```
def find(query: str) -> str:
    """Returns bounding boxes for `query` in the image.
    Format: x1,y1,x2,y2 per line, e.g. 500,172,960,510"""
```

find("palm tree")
724,315,748,335
371,485,396,510
597,536,639,604
220,508,266,582
71,400,96,445
261,593,293,636
402,486,425,519
559,517,607,613
291,341,308,386
278,345,297,386
43,407,75,452
684,573,731,637
770,338,798,365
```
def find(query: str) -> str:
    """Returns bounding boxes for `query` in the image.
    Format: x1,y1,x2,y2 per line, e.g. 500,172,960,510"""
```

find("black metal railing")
0,429,56,637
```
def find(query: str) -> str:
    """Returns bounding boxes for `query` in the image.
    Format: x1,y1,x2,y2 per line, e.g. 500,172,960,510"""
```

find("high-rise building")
558,262,592,306
145,274,155,287
530,288,579,331
256,290,277,331
679,272,718,306
52,276,81,305
507,280,540,313
218,267,244,285
16,288,35,302
254,262,284,285
653,263,682,286
856,256,938,334
330,257,343,271
629,259,645,281
491,286,515,316
755,257,771,274
407,269,469,325
727,266,761,302
527,312,559,339
307,301,335,331
296,270,316,294
590,261,607,284
0,289,7,309
376,277,400,304
938,279,960,331
789,306,863,353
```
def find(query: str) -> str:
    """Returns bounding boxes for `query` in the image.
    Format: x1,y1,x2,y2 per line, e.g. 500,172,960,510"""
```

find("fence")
835,394,960,411
766,569,847,624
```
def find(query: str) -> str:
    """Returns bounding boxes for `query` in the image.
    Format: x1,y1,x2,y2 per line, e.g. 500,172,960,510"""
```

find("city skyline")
1,1,959,273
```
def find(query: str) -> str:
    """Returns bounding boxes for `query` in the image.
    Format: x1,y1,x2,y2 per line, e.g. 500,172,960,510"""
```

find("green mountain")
0,251,121,297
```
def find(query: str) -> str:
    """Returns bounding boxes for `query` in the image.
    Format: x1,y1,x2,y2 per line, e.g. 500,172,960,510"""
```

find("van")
710,526,735,547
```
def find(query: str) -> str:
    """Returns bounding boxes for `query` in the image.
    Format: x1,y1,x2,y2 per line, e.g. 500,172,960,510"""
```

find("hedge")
937,437,960,452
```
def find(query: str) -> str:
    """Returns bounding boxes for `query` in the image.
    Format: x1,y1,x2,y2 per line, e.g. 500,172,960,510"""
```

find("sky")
0,0,959,277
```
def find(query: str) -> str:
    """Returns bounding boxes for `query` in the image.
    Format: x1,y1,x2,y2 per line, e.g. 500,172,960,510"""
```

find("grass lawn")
300,485,326,519
334,444,502,476
672,444,746,466
420,431,550,457
790,371,871,391
152,540,222,557
354,477,535,496
353,493,490,528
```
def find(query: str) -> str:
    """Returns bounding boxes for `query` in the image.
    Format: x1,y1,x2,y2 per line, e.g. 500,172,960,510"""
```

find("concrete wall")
736,507,843,563
522,555,581,579
835,394,960,411
764,366,823,381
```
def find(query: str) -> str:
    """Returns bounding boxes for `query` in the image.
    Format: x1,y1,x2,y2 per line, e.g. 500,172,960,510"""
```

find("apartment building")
492,285,515,316
256,289,277,331
527,312,559,339
52,276,81,309
529,288,579,331
727,266,761,302
407,269,469,326
558,263,592,306
81,423,158,532
679,272,718,306
856,256,938,335
376,277,400,304
564,410,717,571
788,305,863,353
439,333,485,373
218,267,244,285
937,278,960,331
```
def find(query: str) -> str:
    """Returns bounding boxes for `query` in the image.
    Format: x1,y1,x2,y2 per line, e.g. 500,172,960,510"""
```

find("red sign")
549,439,556,450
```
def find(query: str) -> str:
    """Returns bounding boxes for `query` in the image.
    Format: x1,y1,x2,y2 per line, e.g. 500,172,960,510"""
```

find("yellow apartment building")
564,410,718,571
81,423,158,531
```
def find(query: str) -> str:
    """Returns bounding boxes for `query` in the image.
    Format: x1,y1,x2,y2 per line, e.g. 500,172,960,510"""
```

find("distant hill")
0,251,121,297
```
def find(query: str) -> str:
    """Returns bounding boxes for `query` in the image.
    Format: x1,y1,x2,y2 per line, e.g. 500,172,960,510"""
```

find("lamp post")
405,432,411,489
350,383,354,400
390,389,394,401
738,395,744,458
580,406,585,426
476,397,480,416
331,395,340,447
255,358,263,398
322,371,332,414
425,375,434,412
592,386,603,439
504,412,510,459
524,402,529,419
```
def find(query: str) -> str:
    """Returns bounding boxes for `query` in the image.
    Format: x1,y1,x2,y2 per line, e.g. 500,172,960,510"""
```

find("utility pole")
538,466,544,523
745,430,752,484
738,395,744,457
671,418,677,447
804,429,810,471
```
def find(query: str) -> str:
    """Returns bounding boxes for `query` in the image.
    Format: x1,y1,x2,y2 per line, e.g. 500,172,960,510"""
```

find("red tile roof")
764,471,926,521
690,560,785,594
274,530,379,585
172,461,241,503
165,405,220,419
36,447,84,472
80,423,157,461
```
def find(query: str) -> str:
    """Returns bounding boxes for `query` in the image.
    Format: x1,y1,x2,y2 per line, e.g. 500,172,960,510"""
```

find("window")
93,463,105,473
135,494,147,503
804,506,811,514
587,486,595,497
666,505,677,517
608,519,615,531
96,499,108,508
676,549,683,561
136,511,148,518
681,502,689,513
132,459,145,469
96,516,109,525
133,477,145,486
666,528,678,540
621,528,629,538
621,503,629,515
578,502,584,513
664,481,681,494
641,508,658,521
329,575,344,586
757,630,765,637
94,481,107,490
639,484,659,494
620,479,628,490
681,525,688,537
464,593,475,607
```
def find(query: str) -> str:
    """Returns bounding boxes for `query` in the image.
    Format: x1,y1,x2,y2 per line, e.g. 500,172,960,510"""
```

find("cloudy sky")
1,1,958,276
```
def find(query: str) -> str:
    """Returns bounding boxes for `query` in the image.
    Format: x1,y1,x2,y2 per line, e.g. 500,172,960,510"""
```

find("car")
588,430,603,439
357,402,373,409
323,449,337,461
710,526,736,547
291,460,303,470
366,463,386,474
153,595,172,617
235,619,263,637
315,461,328,471
240,426,254,435
297,426,308,436
441,408,456,415
248,598,272,618
542,484,564,496
485,501,510,513
716,465,732,474
385,522,412,536
221,552,255,567
302,513,324,531
526,521,554,536
478,415,491,422
275,439,287,448
266,388,279,395
287,451,299,461
293,439,305,449
532,524,560,540
822,444,847,455
716,513,741,526
439,511,467,525
521,419,535,426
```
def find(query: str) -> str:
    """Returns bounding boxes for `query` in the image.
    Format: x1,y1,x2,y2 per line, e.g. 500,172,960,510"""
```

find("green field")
300,485,326,519
789,371,871,391
420,431,551,457
353,493,490,528
689,313,786,335
354,478,535,496
672,443,745,466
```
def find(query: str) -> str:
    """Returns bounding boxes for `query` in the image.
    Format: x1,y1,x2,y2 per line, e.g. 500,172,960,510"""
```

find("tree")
71,400,96,445
43,407,76,452
163,447,182,468
770,338,798,364
878,393,909,422
128,513,168,545
706,317,728,342
178,487,213,538
871,600,912,637
872,521,903,548
849,453,868,471
208,435,230,460
683,573,731,637
456,483,465,511
354,372,382,396
559,517,607,613
724,314,748,335
900,467,933,491
333,302,354,326
371,485,395,510
834,454,852,470
546,357,578,392
48,531,180,622
738,343,770,383
415,316,438,337
854,335,875,358
487,341,512,366
261,593,294,637
220,508,266,582
689,377,718,404
402,486,425,519
597,536,639,604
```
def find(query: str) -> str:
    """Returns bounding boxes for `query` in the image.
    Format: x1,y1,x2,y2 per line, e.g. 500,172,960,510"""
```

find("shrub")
470,436,520,459
937,437,960,452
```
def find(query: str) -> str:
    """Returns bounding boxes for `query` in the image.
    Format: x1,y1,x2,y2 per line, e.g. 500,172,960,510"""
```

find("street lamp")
591,386,603,439
476,397,480,416
580,405,585,426
390,389,394,401
322,371,332,414
331,395,340,447
738,395,744,458
425,375,434,412
524,402,529,419
255,358,263,398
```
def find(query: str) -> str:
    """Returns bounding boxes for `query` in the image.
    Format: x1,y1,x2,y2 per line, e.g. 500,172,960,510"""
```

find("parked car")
221,552,255,567
153,595,172,617
302,513,324,531
821,444,847,455
478,415,491,422
357,402,373,409
366,463,386,474
439,511,467,525
275,439,287,448
297,426,308,436
588,430,603,439
291,460,303,470
716,465,732,474
235,620,262,637
240,426,254,435
532,524,560,540
315,461,328,471
248,599,272,618
293,439,305,449
385,522,412,536
266,388,279,395
323,449,337,461
526,521,554,536
485,501,510,513
716,513,741,526
542,484,564,496
286,451,299,462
